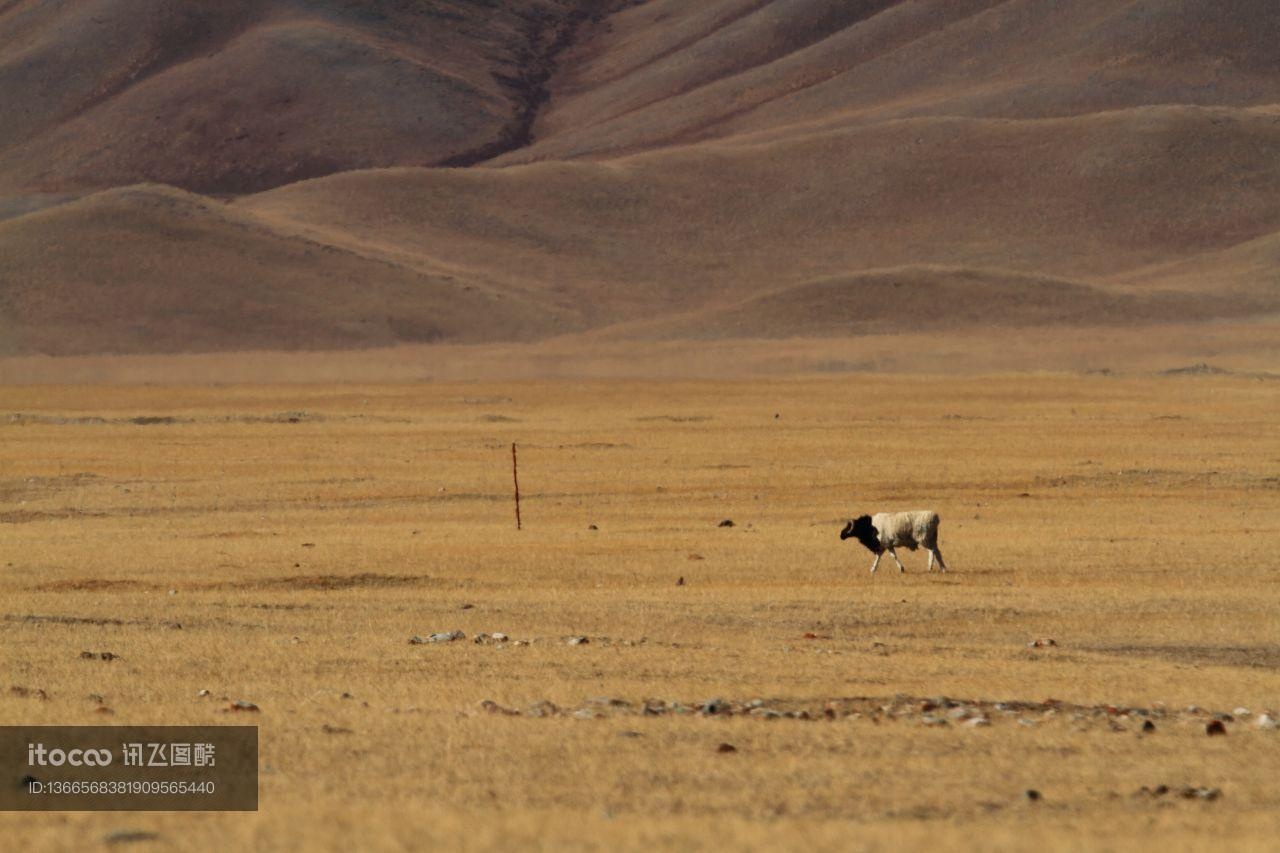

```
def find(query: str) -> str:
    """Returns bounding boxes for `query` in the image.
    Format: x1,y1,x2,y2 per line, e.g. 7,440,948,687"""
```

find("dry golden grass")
2,375,1279,850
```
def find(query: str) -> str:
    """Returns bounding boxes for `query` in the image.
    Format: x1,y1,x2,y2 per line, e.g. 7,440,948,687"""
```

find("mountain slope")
0,0,596,194
0,185,570,356
0,0,1278,358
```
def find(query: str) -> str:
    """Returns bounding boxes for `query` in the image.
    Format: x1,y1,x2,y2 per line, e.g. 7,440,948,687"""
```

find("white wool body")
870,510,940,551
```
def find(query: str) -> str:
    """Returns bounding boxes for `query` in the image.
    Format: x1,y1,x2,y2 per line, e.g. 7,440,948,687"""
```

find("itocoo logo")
27,743,113,767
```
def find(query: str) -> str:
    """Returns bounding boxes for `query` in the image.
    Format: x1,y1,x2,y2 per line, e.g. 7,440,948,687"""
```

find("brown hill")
0,185,569,356
0,0,1278,358
587,266,1258,341
0,0,593,194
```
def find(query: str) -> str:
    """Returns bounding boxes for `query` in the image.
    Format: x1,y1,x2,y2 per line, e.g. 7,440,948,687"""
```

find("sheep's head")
841,515,881,553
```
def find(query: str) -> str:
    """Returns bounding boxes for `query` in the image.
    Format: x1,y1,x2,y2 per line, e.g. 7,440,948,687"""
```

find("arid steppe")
2,374,1279,850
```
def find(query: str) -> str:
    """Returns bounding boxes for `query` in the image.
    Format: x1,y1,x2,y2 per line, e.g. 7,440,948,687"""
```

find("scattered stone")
1233,707,1251,718
964,717,991,728
196,689,210,698
479,700,519,716
619,731,642,738
566,636,589,646
717,519,734,528
410,631,465,644
459,603,475,610
1256,714,1278,730
572,708,598,720
79,651,118,661
1024,789,1042,802
1142,720,1157,733
229,700,259,713
94,706,114,715
341,692,355,700
587,524,598,530
88,693,105,703
1027,638,1058,648
527,700,559,718
676,576,685,586
10,686,48,700
716,742,737,753
301,543,316,548
1181,786,1222,801
1205,720,1227,736
921,715,948,726
687,553,703,560
1135,784,1170,798
321,724,352,735
700,698,730,716
802,632,831,640
947,706,972,721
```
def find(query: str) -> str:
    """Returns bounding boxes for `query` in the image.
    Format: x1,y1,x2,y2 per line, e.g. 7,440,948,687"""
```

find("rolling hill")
0,0,1278,358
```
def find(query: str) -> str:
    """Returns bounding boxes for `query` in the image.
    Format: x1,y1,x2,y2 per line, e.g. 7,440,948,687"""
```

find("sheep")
840,511,947,574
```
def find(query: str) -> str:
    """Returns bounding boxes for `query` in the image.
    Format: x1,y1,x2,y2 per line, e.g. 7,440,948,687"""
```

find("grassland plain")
1,375,1279,851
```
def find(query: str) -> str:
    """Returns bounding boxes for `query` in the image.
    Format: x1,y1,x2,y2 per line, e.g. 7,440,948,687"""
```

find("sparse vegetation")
1,375,1278,849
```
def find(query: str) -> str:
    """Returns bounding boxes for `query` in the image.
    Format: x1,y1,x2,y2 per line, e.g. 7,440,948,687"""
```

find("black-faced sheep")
840,511,947,573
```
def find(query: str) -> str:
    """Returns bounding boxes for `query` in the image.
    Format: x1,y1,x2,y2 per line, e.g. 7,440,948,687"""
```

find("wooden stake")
512,442,522,530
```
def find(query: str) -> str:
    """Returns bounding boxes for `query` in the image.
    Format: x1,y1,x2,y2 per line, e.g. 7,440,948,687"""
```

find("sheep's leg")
869,552,882,574
888,547,906,573
932,548,948,573
927,550,936,572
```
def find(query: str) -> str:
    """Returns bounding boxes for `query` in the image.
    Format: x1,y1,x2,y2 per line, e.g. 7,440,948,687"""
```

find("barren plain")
2,374,1278,850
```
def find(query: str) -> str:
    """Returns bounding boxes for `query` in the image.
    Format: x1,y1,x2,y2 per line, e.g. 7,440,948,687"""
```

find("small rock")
587,524,598,530
491,632,508,642
921,715,948,726
619,731,642,738
676,576,685,586
566,636,589,646
1181,786,1222,801
687,553,703,560
479,700,519,716
1232,707,1250,718
716,742,737,753
1205,720,1227,736
1027,638,1058,648
717,519,734,528
88,693,105,703
459,603,475,610
321,724,353,735
197,689,210,697
1142,720,1156,733
411,630,465,644
964,717,991,728
1256,714,1278,730
1025,789,1042,802
947,706,971,720
700,698,730,716
229,700,260,712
